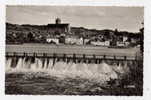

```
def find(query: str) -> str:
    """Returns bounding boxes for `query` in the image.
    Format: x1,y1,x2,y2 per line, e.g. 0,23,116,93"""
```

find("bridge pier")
52,53,56,66
63,54,67,62
66,57,70,63
11,57,18,68
73,53,76,63
31,56,35,64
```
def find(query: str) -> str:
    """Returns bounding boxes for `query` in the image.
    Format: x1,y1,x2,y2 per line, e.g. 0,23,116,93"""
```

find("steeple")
56,18,61,24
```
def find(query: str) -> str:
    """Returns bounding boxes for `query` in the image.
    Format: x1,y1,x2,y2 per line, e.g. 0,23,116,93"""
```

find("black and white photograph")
5,5,144,96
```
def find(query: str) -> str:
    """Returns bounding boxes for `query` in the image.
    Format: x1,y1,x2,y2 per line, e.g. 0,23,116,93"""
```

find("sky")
6,6,144,32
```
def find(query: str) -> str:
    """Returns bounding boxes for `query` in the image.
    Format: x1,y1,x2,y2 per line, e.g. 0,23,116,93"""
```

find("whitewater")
6,57,130,83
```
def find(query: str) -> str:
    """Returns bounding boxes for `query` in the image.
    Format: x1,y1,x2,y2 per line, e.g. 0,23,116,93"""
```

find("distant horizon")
6,6,144,33
6,22,141,33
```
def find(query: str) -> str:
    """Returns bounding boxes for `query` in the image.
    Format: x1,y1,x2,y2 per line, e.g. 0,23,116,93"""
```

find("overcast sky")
6,6,144,32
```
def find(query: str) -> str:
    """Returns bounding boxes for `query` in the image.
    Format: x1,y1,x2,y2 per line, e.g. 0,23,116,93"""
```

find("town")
6,18,143,48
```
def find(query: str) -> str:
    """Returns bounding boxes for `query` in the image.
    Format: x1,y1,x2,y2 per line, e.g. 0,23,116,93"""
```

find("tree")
27,32,34,42
139,22,144,54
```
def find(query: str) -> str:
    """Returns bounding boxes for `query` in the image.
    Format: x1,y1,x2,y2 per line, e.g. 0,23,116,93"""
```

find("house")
104,40,110,46
65,36,83,45
90,37,105,46
65,36,76,44
91,41,105,46
123,36,128,42
117,41,125,47
46,38,59,44
83,38,90,45
131,38,137,44
76,37,83,45
125,41,130,46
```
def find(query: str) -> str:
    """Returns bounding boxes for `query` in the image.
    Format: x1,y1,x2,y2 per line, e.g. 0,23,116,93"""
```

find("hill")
6,22,141,44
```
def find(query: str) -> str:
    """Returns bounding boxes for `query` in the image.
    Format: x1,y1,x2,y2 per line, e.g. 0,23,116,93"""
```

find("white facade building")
117,42,125,47
104,41,110,46
65,37,83,45
125,41,130,46
123,36,128,42
84,38,90,45
46,38,59,44
91,41,105,46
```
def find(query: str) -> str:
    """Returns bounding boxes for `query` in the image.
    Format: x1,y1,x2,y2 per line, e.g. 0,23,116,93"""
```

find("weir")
6,52,138,62
6,52,140,82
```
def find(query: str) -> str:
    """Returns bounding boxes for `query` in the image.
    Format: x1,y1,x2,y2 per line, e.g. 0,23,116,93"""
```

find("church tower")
56,18,61,24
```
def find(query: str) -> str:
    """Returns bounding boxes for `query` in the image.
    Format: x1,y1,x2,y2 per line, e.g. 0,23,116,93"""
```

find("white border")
5,0,145,6
1,0,151,100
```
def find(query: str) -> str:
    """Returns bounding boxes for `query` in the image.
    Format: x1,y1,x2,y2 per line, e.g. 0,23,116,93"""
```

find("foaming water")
6,57,129,82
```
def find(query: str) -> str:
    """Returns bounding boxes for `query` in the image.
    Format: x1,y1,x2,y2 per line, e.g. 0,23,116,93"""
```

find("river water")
5,57,135,95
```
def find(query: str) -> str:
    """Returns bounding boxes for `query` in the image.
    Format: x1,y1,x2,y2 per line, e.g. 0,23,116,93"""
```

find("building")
65,35,83,45
47,18,70,34
90,37,105,46
46,38,59,44
83,38,90,45
117,41,125,47
104,41,110,46
123,36,128,42
91,41,105,46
